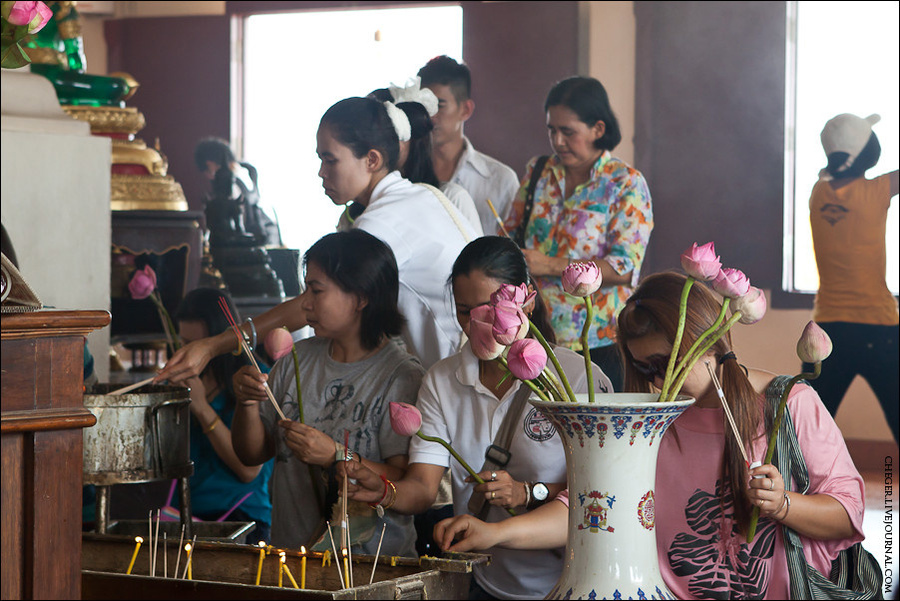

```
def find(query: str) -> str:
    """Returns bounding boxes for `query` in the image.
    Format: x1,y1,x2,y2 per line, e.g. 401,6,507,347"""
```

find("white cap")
820,113,880,174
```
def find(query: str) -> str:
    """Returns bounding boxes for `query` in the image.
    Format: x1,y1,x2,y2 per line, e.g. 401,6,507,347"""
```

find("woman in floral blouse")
503,76,653,392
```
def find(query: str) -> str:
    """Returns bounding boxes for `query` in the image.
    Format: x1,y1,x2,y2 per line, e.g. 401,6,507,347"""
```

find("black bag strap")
512,155,550,248
765,377,883,600
466,383,534,519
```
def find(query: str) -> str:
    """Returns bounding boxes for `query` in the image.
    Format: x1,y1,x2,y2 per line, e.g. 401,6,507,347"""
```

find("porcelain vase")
531,393,695,600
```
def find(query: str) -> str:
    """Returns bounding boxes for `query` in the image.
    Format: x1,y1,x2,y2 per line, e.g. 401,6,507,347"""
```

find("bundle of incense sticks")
705,361,751,466
218,297,287,420
486,199,511,238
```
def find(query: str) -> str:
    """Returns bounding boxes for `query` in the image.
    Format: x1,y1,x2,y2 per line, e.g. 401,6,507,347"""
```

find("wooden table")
2,309,110,600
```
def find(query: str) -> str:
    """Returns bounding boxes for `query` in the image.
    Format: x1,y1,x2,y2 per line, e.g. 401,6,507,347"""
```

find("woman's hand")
279,421,336,467
521,248,568,278
339,460,387,505
747,463,788,520
233,366,268,405
154,337,219,383
468,469,526,509
434,514,501,553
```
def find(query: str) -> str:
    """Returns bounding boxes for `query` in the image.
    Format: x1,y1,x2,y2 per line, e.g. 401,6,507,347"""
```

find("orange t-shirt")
809,173,898,324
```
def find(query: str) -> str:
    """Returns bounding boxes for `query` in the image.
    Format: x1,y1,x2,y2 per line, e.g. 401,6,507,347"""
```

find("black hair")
545,76,622,151
366,89,439,186
826,132,882,180
194,137,235,172
174,288,251,402
450,236,556,344
304,230,405,350
417,55,471,104
320,97,400,172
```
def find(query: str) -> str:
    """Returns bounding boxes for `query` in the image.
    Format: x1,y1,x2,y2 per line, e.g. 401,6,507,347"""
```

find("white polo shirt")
354,172,480,370
409,342,613,599
447,137,521,236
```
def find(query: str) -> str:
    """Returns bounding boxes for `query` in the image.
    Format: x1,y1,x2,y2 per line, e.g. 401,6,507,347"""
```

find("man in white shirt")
418,56,521,237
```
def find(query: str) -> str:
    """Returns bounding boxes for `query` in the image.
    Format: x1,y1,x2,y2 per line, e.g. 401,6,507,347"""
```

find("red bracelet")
368,474,390,508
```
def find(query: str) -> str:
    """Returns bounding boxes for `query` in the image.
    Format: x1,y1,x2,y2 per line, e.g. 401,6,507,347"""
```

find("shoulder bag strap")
466,383,534,519
512,155,550,248
416,183,472,243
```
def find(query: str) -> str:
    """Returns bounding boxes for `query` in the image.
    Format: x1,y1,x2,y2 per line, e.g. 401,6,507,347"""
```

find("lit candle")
342,548,350,589
278,553,285,588
183,543,193,580
281,553,299,589
126,537,143,575
255,541,266,586
300,546,307,589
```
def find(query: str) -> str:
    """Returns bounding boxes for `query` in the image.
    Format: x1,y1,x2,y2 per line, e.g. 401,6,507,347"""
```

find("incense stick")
342,431,352,588
218,297,287,420
152,509,160,577
486,198,511,238
326,521,345,589
705,361,750,466
181,535,197,579
109,376,157,396
173,523,185,579
368,523,387,585
163,532,167,578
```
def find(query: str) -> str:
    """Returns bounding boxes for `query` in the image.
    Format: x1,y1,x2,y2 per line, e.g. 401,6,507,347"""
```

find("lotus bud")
796,321,833,364
127,265,157,300
506,338,548,381
491,300,529,345
732,286,767,324
389,402,422,437
5,2,53,33
681,242,722,281
491,283,530,307
561,261,602,297
469,304,505,360
711,267,751,299
264,327,294,361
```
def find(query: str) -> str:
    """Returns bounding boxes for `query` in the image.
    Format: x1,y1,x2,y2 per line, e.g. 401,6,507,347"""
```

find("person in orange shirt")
807,113,899,443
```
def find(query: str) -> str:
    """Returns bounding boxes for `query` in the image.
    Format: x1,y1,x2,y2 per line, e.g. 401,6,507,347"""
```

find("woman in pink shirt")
434,272,865,600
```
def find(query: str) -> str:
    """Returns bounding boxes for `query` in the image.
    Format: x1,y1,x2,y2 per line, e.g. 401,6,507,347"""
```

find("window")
240,6,463,259
785,0,899,295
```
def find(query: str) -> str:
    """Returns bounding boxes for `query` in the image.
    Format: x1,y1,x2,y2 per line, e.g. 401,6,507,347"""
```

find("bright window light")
241,6,463,259
787,0,899,294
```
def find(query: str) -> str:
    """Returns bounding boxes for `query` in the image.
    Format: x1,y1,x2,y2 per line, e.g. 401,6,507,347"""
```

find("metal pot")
83,384,193,486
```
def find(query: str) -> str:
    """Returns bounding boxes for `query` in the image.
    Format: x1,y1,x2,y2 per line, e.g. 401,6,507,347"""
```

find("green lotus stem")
668,298,731,397
581,295,595,403
416,431,516,516
528,321,577,403
746,362,822,543
538,368,567,403
665,312,742,403
291,346,305,424
150,291,181,353
659,277,695,401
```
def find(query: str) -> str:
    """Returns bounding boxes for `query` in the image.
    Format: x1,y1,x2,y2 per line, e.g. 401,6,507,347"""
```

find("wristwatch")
530,482,550,507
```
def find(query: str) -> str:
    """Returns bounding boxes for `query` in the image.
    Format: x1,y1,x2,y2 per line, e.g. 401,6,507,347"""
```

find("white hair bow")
383,101,411,142
389,76,439,117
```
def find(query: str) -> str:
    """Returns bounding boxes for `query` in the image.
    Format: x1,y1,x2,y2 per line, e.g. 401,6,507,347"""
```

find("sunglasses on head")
631,355,671,383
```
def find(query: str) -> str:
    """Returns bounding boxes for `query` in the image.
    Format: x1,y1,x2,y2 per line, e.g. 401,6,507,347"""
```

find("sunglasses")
631,354,672,383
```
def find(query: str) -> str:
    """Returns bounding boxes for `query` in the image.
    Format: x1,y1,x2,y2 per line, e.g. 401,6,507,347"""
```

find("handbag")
466,383,534,519
511,155,550,248
765,375,883,600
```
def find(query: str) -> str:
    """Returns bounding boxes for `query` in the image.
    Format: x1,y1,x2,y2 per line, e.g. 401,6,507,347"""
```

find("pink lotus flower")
796,321,833,364
506,338,548,381
711,267,751,299
4,1,52,32
469,304,505,360
681,242,722,281
389,402,422,437
732,286,767,324
264,327,294,361
491,300,529,345
490,283,529,306
128,265,157,300
562,261,602,297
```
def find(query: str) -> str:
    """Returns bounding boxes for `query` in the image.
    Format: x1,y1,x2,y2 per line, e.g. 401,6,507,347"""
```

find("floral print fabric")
504,152,653,350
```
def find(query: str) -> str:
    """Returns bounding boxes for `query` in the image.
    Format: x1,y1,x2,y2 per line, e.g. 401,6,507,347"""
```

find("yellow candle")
254,541,266,586
278,553,285,588
183,543,193,580
300,546,307,589
322,549,331,567
342,549,350,589
126,537,143,575
282,557,299,589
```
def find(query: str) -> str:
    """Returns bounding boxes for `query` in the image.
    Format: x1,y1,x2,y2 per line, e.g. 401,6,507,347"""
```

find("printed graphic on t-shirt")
668,478,776,599
819,203,849,226
523,407,557,442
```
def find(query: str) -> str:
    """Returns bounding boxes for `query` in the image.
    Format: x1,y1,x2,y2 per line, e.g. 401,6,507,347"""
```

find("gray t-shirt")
262,336,424,556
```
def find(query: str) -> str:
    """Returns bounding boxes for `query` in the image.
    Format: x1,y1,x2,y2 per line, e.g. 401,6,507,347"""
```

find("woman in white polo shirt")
345,236,612,600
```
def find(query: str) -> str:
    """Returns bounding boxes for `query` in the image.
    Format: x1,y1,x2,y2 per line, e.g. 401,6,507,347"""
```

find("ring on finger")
491,491,496,500
758,498,765,507
491,472,497,481
768,479,775,491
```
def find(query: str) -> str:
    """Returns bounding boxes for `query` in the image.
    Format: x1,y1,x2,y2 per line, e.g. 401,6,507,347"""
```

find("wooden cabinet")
1,309,110,600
